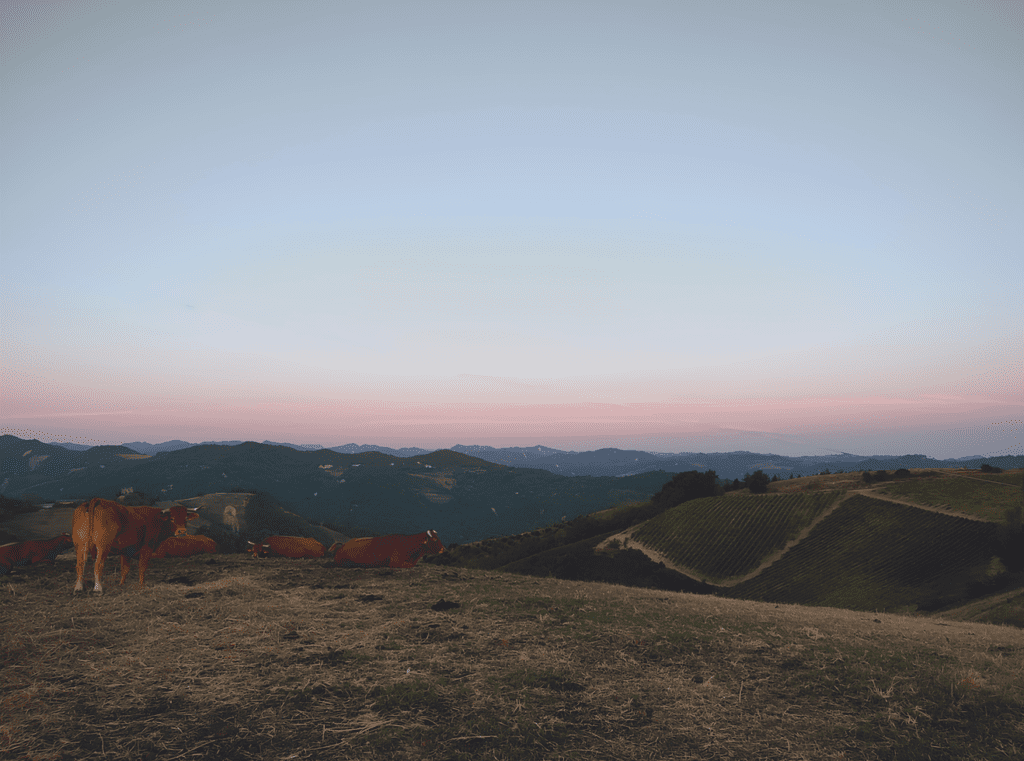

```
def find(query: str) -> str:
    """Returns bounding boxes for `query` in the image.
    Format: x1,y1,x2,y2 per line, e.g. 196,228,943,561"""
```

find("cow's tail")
87,497,98,556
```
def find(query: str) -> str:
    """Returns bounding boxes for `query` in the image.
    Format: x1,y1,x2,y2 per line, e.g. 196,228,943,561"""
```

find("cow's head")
424,529,445,554
165,505,201,535
247,540,267,557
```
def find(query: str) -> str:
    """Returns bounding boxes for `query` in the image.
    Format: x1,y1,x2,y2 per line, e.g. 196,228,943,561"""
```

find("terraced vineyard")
728,494,998,612
631,491,840,582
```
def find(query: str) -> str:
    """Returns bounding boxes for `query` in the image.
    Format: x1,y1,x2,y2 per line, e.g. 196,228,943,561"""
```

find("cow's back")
25,535,74,563
333,536,389,567
154,535,218,558
269,536,325,559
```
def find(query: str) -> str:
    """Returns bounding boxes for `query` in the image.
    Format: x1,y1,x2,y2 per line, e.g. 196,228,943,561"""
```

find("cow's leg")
119,554,132,586
137,548,153,588
93,548,109,593
74,543,88,592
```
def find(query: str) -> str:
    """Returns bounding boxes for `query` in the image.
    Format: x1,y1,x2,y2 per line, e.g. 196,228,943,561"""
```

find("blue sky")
2,1,1021,457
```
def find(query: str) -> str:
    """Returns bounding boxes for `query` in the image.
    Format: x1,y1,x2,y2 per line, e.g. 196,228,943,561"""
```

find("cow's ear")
186,512,199,521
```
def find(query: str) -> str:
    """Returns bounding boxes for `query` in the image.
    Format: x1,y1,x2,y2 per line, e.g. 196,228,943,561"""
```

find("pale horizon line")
4,431,1019,462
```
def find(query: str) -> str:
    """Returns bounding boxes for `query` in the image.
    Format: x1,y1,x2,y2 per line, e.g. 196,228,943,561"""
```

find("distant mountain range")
45,437,1024,480
0,436,672,543
3,435,1019,544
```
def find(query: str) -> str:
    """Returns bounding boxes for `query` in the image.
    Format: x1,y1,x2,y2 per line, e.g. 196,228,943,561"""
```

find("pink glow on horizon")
4,392,1021,458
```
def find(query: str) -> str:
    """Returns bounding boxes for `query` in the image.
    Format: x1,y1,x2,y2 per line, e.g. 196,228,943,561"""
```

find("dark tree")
744,470,770,494
650,470,723,511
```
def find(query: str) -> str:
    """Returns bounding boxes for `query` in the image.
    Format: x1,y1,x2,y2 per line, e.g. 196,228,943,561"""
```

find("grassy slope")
935,583,1024,628
728,495,997,612
2,557,1022,761
870,470,1023,522
442,469,1023,617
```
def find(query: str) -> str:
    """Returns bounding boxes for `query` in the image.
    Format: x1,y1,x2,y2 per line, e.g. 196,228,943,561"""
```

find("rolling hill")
725,494,998,612
455,468,1024,618
0,436,675,544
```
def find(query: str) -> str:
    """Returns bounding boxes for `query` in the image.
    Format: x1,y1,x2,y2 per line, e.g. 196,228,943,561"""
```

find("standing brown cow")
72,498,200,593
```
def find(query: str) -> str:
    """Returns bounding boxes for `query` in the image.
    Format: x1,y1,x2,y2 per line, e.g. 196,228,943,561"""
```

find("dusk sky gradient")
2,1,1022,457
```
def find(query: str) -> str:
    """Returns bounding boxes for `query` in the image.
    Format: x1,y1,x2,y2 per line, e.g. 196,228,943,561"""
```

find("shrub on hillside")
997,502,1024,565
994,511,1024,572
980,463,1003,474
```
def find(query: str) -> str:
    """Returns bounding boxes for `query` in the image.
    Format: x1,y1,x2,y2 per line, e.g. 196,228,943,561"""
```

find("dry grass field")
3,554,1022,760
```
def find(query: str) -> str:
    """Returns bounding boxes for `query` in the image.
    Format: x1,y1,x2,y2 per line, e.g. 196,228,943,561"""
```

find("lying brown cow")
153,534,218,558
0,534,74,576
248,536,325,559
329,530,445,568
72,498,200,593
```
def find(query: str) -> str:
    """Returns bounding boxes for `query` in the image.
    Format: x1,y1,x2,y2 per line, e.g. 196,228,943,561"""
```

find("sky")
2,0,1022,458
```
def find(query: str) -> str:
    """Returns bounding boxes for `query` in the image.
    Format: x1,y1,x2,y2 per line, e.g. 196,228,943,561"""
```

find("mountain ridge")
0,436,672,543
38,436,1024,480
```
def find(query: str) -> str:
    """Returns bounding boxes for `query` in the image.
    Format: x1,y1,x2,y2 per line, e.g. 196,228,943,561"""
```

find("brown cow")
153,534,218,558
0,534,74,575
247,536,325,559
72,498,200,593
330,530,445,568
